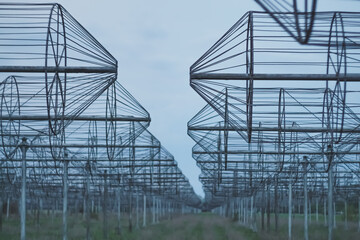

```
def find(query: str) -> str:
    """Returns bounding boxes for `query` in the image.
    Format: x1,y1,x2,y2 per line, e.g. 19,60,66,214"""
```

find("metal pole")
86,167,91,240
289,183,292,240
309,198,312,224
333,202,336,229
304,160,309,240
136,191,139,229
267,186,271,231
0,198,3,231
251,196,254,230
117,187,121,234
238,199,241,224
316,199,319,223
63,150,69,240
129,190,133,232
243,199,246,224
358,198,360,232
20,138,28,240
152,196,155,224
143,195,146,227
103,170,108,239
6,197,10,219
328,166,333,240
324,198,327,226
261,190,265,230
275,178,279,232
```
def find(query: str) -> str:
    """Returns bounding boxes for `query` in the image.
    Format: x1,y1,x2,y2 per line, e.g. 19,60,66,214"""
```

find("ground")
1,212,360,239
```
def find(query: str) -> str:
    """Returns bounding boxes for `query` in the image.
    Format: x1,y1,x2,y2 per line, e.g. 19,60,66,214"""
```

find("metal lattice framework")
0,3,200,240
189,8,360,239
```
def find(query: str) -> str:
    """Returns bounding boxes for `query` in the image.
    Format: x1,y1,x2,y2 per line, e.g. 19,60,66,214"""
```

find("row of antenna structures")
188,1,360,239
0,3,201,240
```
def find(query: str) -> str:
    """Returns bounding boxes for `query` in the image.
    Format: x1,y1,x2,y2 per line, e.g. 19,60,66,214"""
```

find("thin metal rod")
63,159,68,240
136,192,139,229
117,187,121,235
0,66,116,73
152,196,155,224
304,166,309,240
358,198,360,232
328,167,333,240
103,170,108,239
188,126,360,133
143,195,147,227
86,169,91,240
20,138,28,240
193,150,360,155
3,144,160,149
0,115,149,122
191,73,360,81
288,182,292,240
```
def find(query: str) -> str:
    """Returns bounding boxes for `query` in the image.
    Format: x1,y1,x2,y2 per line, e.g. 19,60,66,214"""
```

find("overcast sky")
18,0,360,197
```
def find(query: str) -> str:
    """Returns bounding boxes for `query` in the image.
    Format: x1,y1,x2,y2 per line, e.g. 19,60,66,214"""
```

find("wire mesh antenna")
189,87,360,208
0,3,117,159
255,0,318,44
190,11,360,143
0,3,117,129
189,10,360,211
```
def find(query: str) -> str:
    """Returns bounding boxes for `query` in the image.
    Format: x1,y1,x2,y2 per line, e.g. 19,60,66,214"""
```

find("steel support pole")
63,158,69,240
304,165,309,240
267,186,271,231
309,198,312,224
103,170,108,239
20,138,28,240
6,197,10,219
251,196,254,230
143,195,146,227
358,198,360,232
128,190,133,232
117,187,121,234
86,169,91,240
0,199,3,231
152,196,155,224
333,202,336,229
324,199,327,226
274,177,279,232
238,199,241,224
289,183,292,240
136,192,139,229
261,190,265,230
316,199,319,223
328,167,333,240
243,199,246,224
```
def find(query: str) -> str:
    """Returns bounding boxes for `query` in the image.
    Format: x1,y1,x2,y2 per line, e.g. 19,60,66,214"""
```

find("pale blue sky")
15,0,360,197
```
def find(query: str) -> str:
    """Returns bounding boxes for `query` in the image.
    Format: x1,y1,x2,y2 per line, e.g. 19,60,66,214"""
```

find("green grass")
1,212,359,239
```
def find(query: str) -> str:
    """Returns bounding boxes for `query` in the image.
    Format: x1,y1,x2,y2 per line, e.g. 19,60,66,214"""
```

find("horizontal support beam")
191,73,360,81
193,151,360,155
1,115,150,122
3,158,174,162
188,126,360,133
3,144,159,148
0,66,117,74
196,160,360,164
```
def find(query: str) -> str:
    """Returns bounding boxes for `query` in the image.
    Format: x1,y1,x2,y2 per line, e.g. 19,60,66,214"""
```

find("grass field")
1,212,359,239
